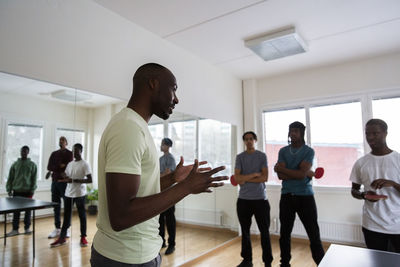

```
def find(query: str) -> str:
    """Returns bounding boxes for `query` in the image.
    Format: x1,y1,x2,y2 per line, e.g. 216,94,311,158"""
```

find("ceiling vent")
51,89,91,102
245,27,307,61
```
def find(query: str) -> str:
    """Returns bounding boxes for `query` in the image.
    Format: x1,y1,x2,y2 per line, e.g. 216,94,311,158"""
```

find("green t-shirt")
93,107,162,264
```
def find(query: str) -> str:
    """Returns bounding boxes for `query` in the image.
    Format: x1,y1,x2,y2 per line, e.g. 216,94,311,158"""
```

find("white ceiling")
0,72,123,107
94,0,400,79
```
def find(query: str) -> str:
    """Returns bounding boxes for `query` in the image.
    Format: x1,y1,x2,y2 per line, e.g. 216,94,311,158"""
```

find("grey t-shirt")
159,153,176,174
235,150,268,200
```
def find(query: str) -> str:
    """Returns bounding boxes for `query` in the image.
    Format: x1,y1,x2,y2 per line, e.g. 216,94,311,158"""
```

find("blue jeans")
90,246,162,267
12,192,33,230
279,194,324,267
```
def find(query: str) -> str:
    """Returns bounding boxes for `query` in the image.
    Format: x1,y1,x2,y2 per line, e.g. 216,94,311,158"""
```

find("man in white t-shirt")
50,143,92,248
90,63,228,267
350,118,400,252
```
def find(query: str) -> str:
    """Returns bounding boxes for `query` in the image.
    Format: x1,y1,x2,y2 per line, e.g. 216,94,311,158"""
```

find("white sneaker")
48,228,61,239
6,229,19,237
66,228,71,238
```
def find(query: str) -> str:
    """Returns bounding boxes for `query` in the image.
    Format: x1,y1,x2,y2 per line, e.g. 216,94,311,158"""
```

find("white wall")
243,52,400,242
0,0,242,131
0,93,89,216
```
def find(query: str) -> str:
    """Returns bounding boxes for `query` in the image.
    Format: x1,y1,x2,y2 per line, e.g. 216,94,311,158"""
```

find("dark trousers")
279,194,325,267
60,196,87,238
91,246,162,267
237,198,273,264
362,227,400,253
158,206,176,247
12,192,33,230
51,181,67,229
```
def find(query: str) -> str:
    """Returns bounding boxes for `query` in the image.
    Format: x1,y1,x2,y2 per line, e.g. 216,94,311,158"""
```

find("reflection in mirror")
0,71,238,267
149,112,238,266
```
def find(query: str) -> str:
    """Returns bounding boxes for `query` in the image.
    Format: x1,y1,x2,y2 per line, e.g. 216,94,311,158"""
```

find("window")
168,120,197,163
3,123,43,181
372,96,400,152
149,123,164,156
263,101,364,187
56,128,85,150
263,108,305,184
199,119,232,176
309,102,363,186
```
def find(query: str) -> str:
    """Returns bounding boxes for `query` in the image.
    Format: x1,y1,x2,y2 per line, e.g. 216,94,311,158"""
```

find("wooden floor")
183,235,331,267
0,214,236,267
1,213,331,267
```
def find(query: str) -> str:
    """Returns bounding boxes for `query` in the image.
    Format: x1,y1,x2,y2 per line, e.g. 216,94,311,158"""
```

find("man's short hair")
366,118,388,132
73,143,83,151
132,63,168,94
162,138,173,147
21,145,30,151
242,131,257,141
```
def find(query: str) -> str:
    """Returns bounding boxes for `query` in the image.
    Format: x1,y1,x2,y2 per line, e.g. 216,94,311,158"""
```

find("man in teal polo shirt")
274,121,324,267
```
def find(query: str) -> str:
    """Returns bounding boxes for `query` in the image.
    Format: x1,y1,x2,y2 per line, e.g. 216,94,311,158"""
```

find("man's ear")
148,78,159,91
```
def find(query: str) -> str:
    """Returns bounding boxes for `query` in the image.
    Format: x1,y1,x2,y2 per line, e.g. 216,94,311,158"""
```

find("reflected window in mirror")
168,120,197,163
56,128,85,151
3,122,43,182
148,123,164,156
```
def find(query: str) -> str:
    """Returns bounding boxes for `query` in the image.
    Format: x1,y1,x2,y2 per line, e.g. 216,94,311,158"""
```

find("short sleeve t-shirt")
278,144,315,195
235,150,268,200
159,153,176,174
93,107,162,264
350,151,400,234
64,159,91,198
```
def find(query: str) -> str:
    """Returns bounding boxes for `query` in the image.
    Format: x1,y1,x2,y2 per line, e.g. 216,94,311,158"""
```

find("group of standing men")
235,118,400,267
88,63,400,267
6,135,92,248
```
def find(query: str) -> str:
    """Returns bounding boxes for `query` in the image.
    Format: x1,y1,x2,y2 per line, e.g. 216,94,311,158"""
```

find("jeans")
237,198,273,264
90,246,162,267
51,181,67,229
159,205,176,247
362,227,400,253
60,196,87,238
12,192,33,230
279,194,324,267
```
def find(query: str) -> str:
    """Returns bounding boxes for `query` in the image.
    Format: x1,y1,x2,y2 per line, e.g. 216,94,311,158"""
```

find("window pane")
263,108,306,184
4,123,43,181
56,128,85,150
310,102,363,186
168,121,197,163
148,123,164,157
372,97,400,152
199,119,231,176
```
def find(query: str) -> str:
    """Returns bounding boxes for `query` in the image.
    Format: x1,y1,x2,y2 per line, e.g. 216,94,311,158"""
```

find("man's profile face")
73,146,82,159
153,70,179,120
366,124,387,150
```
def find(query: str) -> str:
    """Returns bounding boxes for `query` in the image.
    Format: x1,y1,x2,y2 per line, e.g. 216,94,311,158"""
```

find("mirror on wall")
0,72,239,267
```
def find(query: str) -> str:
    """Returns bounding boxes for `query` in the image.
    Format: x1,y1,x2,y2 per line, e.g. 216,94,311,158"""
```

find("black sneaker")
165,246,175,255
162,242,167,248
237,260,253,267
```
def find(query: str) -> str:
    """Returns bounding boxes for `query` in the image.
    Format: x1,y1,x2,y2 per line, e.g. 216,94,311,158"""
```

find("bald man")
91,63,228,267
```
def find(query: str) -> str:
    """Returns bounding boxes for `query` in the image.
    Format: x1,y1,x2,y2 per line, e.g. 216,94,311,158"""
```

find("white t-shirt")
64,159,91,198
350,151,400,234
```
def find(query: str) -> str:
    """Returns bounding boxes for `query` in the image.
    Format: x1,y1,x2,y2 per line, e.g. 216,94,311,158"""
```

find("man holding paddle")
350,118,400,252
274,121,325,267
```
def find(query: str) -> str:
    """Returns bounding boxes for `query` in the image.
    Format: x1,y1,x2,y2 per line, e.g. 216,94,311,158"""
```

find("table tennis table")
319,243,400,267
0,197,58,259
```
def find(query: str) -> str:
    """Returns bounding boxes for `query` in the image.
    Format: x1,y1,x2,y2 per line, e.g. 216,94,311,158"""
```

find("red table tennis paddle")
314,167,324,179
230,175,238,186
365,194,388,200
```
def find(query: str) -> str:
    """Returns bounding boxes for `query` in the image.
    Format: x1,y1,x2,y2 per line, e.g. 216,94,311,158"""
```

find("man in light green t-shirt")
91,63,228,267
